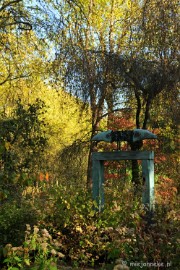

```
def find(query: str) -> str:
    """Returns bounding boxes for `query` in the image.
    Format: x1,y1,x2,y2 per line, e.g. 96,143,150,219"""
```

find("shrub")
0,199,38,247
1,182,179,269
2,224,65,270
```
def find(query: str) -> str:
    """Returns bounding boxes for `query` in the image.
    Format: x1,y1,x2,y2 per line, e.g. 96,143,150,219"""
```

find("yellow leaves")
77,0,127,41
126,0,131,9
75,225,83,233
64,200,71,210
84,238,94,247
166,210,180,221
5,141,11,150
24,258,30,266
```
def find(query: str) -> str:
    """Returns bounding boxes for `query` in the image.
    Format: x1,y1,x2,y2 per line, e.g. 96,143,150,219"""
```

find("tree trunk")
86,101,103,189
86,139,97,189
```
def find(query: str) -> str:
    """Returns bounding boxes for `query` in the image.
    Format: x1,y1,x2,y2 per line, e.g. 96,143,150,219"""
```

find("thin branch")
96,108,124,123
0,0,22,12
16,21,32,30
0,74,11,86
0,73,31,86
3,21,32,30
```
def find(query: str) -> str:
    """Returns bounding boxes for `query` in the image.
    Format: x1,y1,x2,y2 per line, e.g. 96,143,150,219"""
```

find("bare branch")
0,74,11,86
96,108,124,123
4,20,32,30
0,73,31,86
0,0,22,12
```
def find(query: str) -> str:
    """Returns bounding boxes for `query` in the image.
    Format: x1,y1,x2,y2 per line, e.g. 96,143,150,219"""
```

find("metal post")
92,159,104,212
142,158,155,211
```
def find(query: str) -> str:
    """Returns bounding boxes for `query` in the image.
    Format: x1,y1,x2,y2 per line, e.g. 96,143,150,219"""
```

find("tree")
110,0,179,184
0,0,32,31
126,0,179,128
20,0,178,188
0,0,32,86
0,99,47,184
1,0,177,188
0,0,50,90
43,0,134,187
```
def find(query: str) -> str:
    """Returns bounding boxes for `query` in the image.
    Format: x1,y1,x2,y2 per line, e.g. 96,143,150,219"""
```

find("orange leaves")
154,154,167,163
105,173,119,180
104,160,129,181
38,172,50,182
45,172,49,181
107,113,134,130
39,172,44,181
155,176,177,204
152,128,161,135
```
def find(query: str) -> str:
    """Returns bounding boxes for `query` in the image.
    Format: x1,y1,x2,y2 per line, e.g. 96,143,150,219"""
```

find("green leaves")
0,98,47,184
1,181,179,269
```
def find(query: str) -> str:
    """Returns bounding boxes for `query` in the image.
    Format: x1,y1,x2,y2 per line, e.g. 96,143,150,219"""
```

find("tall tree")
126,0,179,130
0,0,32,86
43,0,133,186
109,0,180,184
28,0,179,187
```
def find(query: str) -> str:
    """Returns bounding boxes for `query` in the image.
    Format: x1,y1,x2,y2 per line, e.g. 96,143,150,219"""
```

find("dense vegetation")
0,0,179,269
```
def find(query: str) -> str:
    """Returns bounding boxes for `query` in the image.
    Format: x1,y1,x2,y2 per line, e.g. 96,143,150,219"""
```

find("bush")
2,224,64,270
0,199,38,247
1,182,180,269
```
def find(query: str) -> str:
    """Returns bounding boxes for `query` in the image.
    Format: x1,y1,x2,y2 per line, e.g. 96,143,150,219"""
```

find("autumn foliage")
0,0,179,268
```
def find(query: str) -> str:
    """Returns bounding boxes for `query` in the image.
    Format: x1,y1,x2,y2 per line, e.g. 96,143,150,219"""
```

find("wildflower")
5,244,12,249
4,244,12,256
75,225,83,233
12,246,23,256
51,249,57,255
41,242,48,252
57,252,65,258
53,239,62,247
33,226,39,234
26,224,31,231
42,228,51,239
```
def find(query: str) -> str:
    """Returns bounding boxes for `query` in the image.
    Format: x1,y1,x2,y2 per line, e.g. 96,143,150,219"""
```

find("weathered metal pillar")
142,152,155,211
92,159,104,212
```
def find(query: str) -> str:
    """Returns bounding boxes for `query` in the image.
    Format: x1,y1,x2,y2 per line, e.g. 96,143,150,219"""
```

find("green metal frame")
92,151,155,212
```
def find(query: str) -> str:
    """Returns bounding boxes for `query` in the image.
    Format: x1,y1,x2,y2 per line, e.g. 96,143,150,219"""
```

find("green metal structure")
92,151,155,212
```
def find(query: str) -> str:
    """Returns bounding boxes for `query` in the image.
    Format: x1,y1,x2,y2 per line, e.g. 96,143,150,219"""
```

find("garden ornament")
92,129,157,150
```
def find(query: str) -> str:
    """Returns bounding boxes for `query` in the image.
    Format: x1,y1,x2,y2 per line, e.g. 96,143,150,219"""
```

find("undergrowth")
0,181,179,270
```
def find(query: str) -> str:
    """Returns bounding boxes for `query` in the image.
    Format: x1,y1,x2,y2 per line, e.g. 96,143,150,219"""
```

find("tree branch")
134,89,141,129
0,73,31,86
96,108,124,124
0,74,11,86
3,20,32,30
0,0,22,12
143,95,152,129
